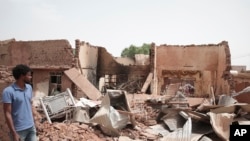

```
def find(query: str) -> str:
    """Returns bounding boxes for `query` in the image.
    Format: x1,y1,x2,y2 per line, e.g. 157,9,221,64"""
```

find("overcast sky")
1,0,250,68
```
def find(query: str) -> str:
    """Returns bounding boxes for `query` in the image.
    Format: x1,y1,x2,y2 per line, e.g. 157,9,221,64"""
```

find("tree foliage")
121,43,150,58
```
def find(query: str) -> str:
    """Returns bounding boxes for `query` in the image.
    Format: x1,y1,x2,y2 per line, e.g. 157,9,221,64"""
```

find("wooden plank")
64,68,102,100
141,73,153,93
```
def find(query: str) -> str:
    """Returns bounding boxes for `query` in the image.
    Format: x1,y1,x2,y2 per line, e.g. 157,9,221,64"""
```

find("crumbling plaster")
76,40,98,85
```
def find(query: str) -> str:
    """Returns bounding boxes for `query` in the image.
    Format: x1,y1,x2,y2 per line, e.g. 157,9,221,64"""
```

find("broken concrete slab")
64,68,102,100
141,72,153,93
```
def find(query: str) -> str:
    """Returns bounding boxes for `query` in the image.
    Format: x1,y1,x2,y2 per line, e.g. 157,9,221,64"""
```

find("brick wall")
0,83,10,141
153,41,231,96
0,66,13,140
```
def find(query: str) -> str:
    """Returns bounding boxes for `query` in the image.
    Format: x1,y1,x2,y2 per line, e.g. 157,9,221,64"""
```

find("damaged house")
0,39,75,140
0,39,150,99
75,39,150,95
0,39,151,140
0,39,75,99
230,66,250,104
2,38,248,141
150,41,232,97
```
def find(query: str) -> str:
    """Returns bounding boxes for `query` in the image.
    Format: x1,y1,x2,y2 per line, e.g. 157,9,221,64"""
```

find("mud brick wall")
0,84,10,141
0,40,74,68
0,66,13,141
153,41,231,96
97,47,150,87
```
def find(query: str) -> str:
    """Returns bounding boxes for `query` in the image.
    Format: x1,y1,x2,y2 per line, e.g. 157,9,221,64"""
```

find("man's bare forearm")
3,103,16,134
4,111,16,134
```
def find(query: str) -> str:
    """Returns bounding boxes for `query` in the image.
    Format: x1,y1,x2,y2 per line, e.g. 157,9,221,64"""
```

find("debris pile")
117,78,145,94
37,122,105,141
2,67,250,141
32,86,250,141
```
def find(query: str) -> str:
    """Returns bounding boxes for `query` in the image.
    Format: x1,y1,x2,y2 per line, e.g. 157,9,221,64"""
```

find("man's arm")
3,103,20,140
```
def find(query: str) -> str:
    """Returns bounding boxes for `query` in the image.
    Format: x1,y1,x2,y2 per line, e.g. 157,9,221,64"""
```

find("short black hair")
12,64,31,80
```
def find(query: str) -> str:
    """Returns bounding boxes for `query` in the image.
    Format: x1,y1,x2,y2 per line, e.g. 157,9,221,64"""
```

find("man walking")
2,64,37,141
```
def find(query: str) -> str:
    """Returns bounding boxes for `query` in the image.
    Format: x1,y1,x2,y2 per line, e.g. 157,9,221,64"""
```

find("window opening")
49,72,62,96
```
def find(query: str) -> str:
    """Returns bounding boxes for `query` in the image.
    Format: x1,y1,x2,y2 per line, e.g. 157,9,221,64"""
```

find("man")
2,64,37,141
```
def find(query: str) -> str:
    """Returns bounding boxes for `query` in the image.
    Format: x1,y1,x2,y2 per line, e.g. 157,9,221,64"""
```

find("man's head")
12,64,32,83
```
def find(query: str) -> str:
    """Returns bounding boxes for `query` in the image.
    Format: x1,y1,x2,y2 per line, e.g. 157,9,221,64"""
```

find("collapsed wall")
76,40,98,86
97,47,150,93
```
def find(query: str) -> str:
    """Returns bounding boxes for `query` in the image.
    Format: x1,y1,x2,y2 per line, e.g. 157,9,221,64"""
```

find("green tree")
121,43,150,58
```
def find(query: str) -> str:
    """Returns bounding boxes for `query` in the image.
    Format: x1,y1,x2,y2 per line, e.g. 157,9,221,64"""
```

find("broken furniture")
40,88,76,123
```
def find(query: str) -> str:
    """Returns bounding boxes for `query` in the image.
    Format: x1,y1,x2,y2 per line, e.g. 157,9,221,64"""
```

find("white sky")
1,0,250,68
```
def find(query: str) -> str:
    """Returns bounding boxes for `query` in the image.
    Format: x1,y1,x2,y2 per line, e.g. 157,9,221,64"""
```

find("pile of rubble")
37,122,103,141
34,89,164,141
33,86,250,141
